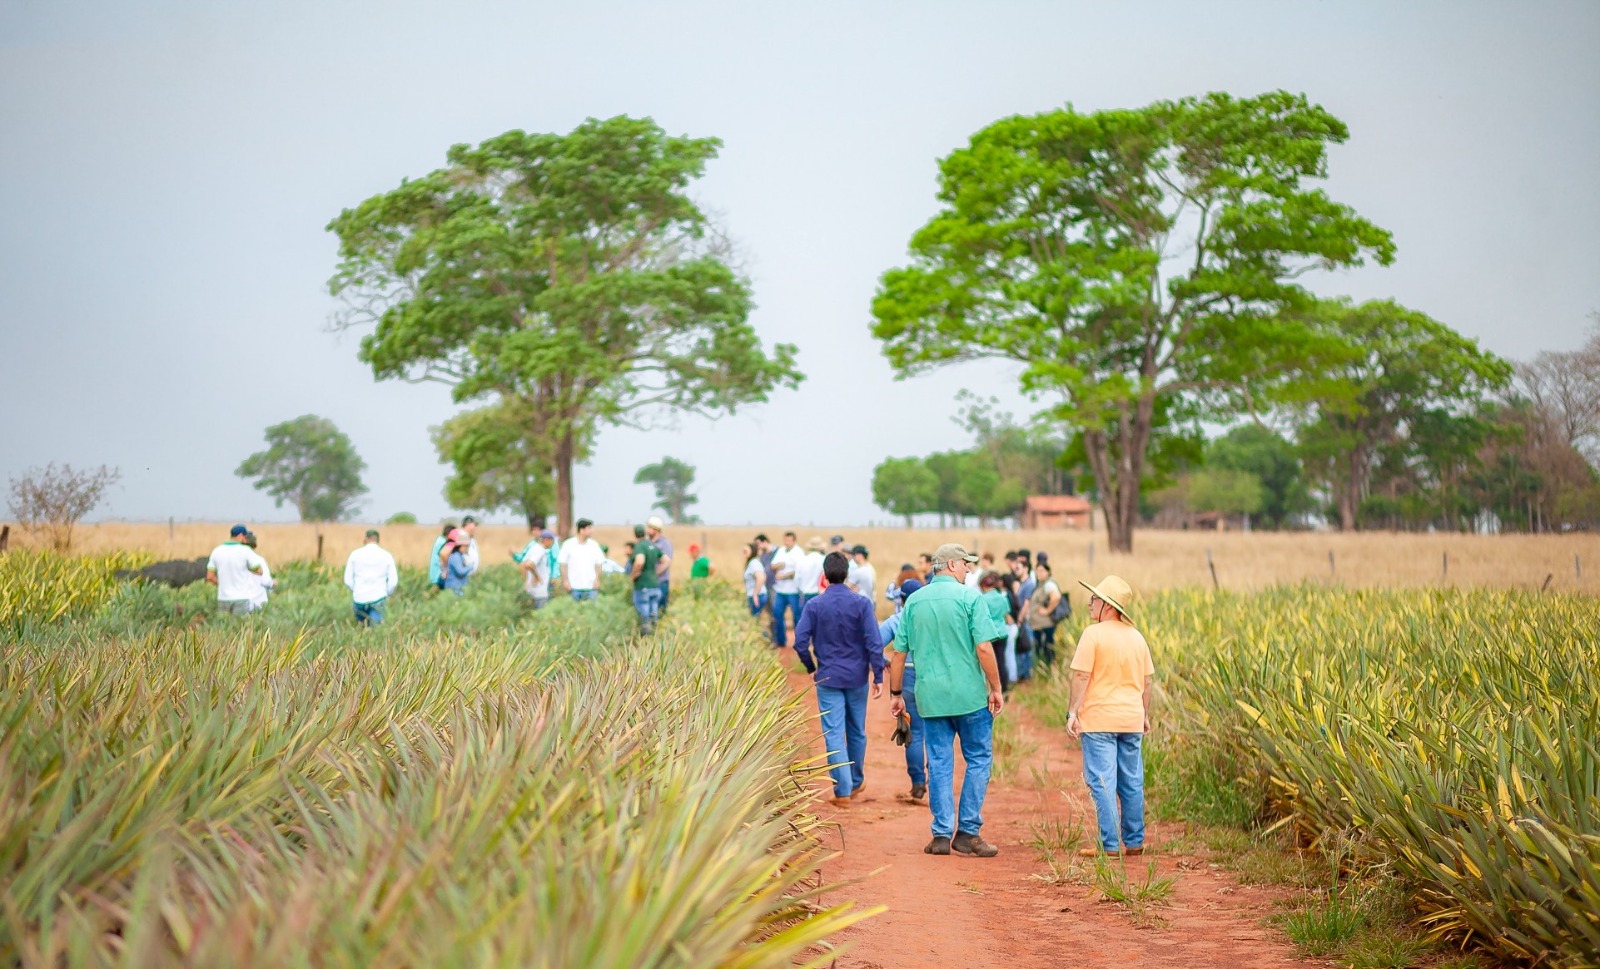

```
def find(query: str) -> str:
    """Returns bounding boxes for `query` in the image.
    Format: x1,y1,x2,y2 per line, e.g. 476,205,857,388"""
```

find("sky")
2,0,1597,527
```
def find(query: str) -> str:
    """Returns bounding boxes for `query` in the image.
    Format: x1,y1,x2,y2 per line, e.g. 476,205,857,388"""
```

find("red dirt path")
787,664,1313,969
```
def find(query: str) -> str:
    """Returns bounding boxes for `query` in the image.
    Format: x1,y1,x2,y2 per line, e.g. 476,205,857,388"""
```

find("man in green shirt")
688,543,713,579
888,543,1006,857
628,524,663,635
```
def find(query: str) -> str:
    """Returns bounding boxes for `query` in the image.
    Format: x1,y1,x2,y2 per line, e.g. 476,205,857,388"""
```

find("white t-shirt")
524,543,554,598
849,562,877,601
249,560,274,610
345,543,399,605
208,542,268,602
743,557,765,597
558,537,607,591
795,551,825,595
770,545,804,594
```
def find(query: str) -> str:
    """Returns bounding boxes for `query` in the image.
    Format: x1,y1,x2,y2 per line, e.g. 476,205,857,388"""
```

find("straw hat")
806,536,826,551
1078,574,1135,620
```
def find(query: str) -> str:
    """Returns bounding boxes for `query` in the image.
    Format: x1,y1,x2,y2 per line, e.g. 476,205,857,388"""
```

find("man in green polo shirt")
888,542,1006,857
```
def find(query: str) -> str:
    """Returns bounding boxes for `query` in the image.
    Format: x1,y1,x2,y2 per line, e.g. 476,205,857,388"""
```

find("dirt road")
789,666,1312,969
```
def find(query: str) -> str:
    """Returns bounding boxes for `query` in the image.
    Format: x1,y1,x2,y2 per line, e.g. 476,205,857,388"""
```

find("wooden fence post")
1206,547,1219,589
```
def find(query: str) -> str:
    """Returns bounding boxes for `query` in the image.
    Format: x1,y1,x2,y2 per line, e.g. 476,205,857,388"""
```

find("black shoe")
952,832,999,857
909,783,927,802
924,836,952,855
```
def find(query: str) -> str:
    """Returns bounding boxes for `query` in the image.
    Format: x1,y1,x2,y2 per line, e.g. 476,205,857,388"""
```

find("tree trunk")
1082,428,1137,554
555,430,576,536
903,514,913,529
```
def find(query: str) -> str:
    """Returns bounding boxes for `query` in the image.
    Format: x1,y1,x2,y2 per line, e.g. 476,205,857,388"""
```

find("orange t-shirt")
1069,621,1155,733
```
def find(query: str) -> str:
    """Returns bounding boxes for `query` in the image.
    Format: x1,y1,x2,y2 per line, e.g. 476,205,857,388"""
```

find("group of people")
785,539,1155,861
206,523,400,625
509,515,708,632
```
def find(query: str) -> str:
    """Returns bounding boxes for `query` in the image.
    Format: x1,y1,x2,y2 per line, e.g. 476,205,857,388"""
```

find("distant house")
1021,495,1093,530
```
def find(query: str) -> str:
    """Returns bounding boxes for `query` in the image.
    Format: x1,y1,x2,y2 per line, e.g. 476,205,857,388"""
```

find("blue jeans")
902,666,926,788
570,589,599,602
353,598,385,625
747,591,768,616
923,707,993,838
1080,732,1146,851
772,592,801,645
632,587,662,631
658,579,671,613
816,684,868,797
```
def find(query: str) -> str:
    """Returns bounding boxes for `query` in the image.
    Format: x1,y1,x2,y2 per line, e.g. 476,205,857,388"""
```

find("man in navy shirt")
794,551,884,807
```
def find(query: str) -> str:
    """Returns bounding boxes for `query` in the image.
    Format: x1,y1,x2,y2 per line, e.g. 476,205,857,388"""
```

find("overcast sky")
2,0,1597,527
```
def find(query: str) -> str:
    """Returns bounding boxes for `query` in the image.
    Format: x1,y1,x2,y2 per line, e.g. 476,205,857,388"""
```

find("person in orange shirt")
1065,575,1155,857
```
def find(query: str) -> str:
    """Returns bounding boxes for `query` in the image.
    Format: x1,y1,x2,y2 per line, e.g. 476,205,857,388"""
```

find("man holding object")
888,543,1007,857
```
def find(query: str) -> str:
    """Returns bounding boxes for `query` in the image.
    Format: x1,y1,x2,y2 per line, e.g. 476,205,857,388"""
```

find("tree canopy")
327,115,801,533
634,456,701,524
235,416,367,522
872,90,1395,551
871,457,940,527
431,398,566,528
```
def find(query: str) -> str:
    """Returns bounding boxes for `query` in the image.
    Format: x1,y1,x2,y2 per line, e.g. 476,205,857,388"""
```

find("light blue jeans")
632,586,662,632
902,666,926,788
924,707,993,838
353,598,385,626
772,592,801,645
816,684,868,797
1080,732,1146,852
570,589,599,602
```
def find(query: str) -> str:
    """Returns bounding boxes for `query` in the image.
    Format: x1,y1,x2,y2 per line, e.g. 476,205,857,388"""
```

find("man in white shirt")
796,536,827,604
557,517,607,601
769,530,805,647
344,529,399,625
206,524,267,615
461,516,481,573
519,528,557,608
848,544,877,603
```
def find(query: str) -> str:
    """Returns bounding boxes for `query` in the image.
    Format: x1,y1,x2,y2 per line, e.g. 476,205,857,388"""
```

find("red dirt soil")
786,664,1313,969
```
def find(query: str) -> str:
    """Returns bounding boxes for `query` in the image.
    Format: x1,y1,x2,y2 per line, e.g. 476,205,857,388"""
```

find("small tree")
236,416,368,522
634,456,701,524
872,457,940,527
432,399,562,528
7,463,121,552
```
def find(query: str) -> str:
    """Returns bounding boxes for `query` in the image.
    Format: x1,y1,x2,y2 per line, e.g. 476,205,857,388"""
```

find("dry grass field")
20,520,1599,602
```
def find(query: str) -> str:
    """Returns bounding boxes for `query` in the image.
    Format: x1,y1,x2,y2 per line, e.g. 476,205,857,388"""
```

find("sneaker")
952,832,999,858
924,836,952,855
908,784,927,802
1077,847,1102,858
826,796,852,808
1123,846,1144,857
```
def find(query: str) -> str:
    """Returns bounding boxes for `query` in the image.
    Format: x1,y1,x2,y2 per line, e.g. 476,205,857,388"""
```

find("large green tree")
634,456,700,524
871,456,940,527
1296,299,1510,531
872,90,1395,551
236,416,367,522
327,116,802,533
430,397,566,527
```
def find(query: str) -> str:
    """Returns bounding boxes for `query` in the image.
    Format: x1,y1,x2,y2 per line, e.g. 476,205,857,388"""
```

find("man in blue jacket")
793,551,884,807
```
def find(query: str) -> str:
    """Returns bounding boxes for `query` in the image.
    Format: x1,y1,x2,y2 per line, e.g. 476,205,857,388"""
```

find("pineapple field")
0,551,871,967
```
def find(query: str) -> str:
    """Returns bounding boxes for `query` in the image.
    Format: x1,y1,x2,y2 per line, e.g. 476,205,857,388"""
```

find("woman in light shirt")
742,543,768,616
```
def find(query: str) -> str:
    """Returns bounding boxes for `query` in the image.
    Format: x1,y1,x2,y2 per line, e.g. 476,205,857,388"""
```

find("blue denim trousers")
570,589,599,602
902,666,926,788
816,684,869,797
632,587,662,630
353,598,385,626
1079,732,1146,851
747,591,768,616
923,706,994,838
658,578,671,613
771,592,802,645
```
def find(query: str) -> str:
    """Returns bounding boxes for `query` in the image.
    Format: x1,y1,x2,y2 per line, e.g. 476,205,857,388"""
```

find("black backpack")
1049,589,1071,624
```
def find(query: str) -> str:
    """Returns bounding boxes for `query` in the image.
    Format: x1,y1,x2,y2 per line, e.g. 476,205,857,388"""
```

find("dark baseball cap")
230,524,249,537
829,534,845,544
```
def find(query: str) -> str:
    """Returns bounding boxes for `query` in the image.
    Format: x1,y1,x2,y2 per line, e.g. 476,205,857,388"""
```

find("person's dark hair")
624,542,635,553
1035,560,1051,574
745,543,760,563
441,522,456,538
576,518,594,531
754,533,770,543
979,571,1002,590
633,524,647,538
918,552,933,564
822,551,850,585
1004,550,1017,562
1016,547,1031,566
783,530,797,539
462,515,478,526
